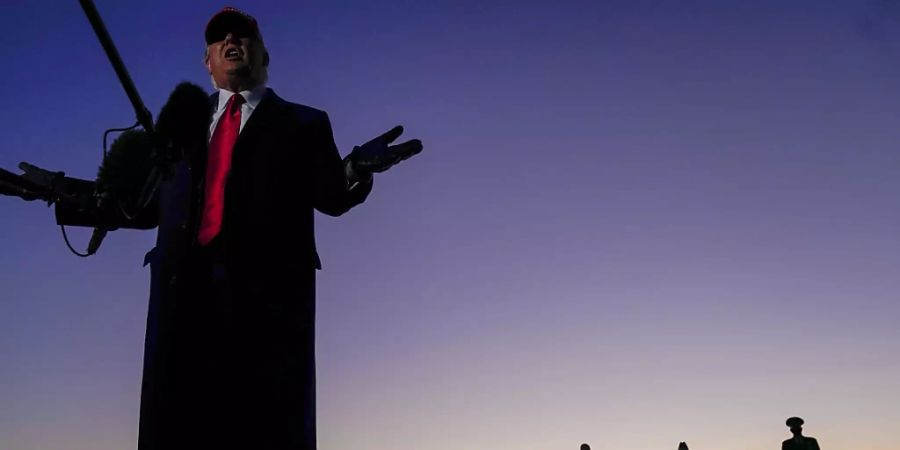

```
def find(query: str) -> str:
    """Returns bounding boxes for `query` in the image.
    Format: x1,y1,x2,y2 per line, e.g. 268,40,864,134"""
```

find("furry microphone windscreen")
155,82,210,152
96,82,209,211
96,128,153,212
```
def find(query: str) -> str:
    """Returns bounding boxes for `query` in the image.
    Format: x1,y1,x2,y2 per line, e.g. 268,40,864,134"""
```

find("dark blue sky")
2,1,900,449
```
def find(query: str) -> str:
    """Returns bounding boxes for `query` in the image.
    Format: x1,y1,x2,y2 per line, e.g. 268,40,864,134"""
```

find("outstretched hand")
0,162,65,202
348,125,423,177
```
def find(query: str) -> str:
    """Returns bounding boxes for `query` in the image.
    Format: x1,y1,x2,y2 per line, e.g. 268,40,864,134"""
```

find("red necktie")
198,93,245,246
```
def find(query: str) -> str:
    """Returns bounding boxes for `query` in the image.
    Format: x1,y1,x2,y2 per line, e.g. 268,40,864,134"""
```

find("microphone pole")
78,0,154,135
78,0,162,255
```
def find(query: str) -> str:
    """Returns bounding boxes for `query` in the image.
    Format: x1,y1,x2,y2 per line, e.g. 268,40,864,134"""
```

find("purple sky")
3,1,900,449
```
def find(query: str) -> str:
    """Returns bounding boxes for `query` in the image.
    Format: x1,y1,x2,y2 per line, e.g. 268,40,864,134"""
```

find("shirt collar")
216,84,267,112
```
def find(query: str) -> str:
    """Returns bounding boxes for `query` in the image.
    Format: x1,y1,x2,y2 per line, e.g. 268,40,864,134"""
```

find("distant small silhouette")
678,442,689,450
782,416,821,450
580,444,591,450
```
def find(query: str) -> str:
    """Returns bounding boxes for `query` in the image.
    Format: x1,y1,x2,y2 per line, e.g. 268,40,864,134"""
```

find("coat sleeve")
54,176,158,230
312,111,372,217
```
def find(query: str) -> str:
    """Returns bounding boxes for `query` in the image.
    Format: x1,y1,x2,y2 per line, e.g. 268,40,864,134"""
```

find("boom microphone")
154,82,210,156
97,82,208,216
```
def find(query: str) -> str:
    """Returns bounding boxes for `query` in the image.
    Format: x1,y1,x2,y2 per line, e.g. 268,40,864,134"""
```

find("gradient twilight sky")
2,1,900,449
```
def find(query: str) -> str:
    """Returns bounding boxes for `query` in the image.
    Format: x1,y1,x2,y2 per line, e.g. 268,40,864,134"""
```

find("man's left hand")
348,125,423,180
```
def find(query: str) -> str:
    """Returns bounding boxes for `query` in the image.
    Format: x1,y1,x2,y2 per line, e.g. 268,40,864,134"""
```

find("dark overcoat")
782,437,821,450
56,88,371,450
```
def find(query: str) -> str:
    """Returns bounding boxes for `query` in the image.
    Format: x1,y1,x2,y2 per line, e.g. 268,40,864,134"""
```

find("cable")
102,121,140,159
60,224,91,257
57,122,139,257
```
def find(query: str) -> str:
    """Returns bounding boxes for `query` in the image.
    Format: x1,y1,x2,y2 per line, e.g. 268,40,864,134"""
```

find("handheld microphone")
87,228,107,255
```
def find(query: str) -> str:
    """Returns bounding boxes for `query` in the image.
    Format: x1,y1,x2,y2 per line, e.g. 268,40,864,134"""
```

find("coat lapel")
232,88,280,157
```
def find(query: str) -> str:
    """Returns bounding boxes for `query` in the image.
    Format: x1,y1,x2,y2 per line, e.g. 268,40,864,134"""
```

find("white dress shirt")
209,85,268,138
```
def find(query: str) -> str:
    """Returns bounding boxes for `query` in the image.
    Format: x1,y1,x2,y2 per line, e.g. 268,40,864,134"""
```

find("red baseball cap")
205,7,262,44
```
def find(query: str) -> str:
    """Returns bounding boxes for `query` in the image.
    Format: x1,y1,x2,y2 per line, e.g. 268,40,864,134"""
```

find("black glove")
0,167,39,200
347,125,423,180
0,162,96,210
0,162,67,203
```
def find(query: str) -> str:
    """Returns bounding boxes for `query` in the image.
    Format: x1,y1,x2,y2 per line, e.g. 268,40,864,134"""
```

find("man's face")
206,32,266,91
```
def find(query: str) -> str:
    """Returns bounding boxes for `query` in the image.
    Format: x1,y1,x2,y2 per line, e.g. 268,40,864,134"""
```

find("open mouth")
224,47,242,60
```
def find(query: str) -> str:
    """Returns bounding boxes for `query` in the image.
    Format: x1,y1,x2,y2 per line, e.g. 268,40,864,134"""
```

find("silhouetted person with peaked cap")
678,442,689,450
782,417,821,450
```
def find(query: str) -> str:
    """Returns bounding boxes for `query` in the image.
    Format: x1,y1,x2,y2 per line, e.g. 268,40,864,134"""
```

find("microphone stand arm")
79,0,165,213
78,0,154,135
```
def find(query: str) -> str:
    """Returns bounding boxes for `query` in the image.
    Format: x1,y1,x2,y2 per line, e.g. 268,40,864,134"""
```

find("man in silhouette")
782,417,821,450
52,6,422,450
